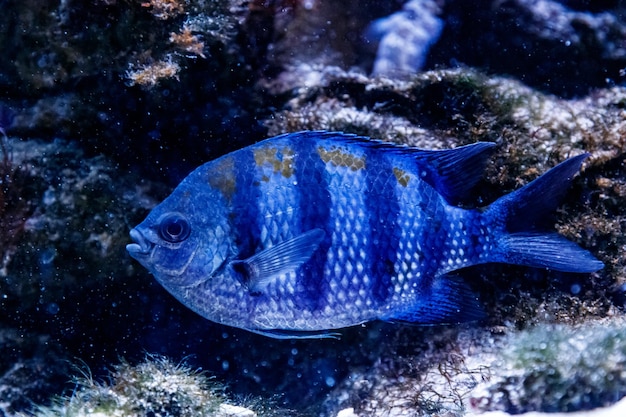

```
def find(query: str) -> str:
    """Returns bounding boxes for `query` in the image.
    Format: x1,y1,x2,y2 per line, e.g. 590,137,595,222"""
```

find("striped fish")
126,131,603,338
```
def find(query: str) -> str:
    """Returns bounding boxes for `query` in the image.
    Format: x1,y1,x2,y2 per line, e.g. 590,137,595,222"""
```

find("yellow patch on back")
208,156,236,200
253,146,295,178
393,167,410,187
317,146,366,171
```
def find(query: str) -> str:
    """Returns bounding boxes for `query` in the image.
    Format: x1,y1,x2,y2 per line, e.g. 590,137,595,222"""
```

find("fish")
126,131,603,338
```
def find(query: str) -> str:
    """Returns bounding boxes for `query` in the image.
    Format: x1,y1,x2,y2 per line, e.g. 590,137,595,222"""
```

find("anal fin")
383,276,485,325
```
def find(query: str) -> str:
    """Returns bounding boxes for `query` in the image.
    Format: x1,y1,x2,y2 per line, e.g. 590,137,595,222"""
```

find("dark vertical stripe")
293,134,333,311
230,147,263,260
364,148,401,305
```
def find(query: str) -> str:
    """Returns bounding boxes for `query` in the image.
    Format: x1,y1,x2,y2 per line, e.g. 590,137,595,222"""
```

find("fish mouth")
126,229,153,258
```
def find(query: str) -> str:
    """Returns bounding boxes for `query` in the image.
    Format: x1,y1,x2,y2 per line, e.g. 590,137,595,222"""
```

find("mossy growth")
471,318,626,413
23,356,265,417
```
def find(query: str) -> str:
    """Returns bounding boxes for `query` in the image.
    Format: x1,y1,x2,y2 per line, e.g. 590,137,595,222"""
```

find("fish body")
127,131,603,338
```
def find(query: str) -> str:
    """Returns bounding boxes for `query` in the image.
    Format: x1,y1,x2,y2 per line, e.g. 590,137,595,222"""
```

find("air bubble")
46,302,60,315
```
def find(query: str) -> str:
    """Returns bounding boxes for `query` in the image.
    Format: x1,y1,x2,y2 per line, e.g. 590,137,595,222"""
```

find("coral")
126,56,182,87
366,0,443,77
170,26,207,58
141,0,186,20
22,356,260,417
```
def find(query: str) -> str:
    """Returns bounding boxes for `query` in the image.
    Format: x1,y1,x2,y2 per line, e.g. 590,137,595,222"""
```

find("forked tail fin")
487,153,603,273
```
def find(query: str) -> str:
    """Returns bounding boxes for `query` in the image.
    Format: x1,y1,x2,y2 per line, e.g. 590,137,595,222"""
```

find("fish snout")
126,228,153,258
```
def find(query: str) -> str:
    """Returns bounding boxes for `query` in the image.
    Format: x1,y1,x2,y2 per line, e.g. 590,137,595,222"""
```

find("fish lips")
126,228,153,260
127,228,199,278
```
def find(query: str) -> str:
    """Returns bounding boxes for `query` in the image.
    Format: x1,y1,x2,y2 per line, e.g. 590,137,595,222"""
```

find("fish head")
126,183,232,289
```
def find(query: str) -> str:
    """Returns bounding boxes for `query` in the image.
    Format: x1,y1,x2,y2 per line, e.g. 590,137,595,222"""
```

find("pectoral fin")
232,228,325,293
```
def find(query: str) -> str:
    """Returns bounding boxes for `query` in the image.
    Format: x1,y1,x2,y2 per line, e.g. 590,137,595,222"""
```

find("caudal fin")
488,154,603,273
501,233,603,272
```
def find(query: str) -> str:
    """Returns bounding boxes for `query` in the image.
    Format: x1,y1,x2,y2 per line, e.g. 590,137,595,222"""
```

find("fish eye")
158,213,191,243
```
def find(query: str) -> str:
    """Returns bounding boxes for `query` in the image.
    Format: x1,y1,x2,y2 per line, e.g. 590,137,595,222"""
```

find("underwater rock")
323,319,626,416
429,0,626,97
470,318,626,414
0,327,71,416
0,0,243,93
468,396,626,417
21,356,263,417
1,0,262,179
0,137,168,367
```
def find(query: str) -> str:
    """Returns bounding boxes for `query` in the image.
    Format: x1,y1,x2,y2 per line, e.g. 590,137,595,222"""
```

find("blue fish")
126,131,603,338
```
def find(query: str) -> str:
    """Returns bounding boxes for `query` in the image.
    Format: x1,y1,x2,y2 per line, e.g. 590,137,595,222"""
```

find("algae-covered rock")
322,319,626,417
0,136,168,365
0,328,71,416
22,356,265,417
0,137,153,306
0,0,242,93
470,318,626,414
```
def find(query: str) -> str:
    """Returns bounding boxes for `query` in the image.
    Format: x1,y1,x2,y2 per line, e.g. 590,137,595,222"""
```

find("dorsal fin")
279,131,495,205
411,142,496,205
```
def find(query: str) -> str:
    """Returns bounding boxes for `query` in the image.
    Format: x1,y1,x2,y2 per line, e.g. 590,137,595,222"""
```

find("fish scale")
127,131,603,338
